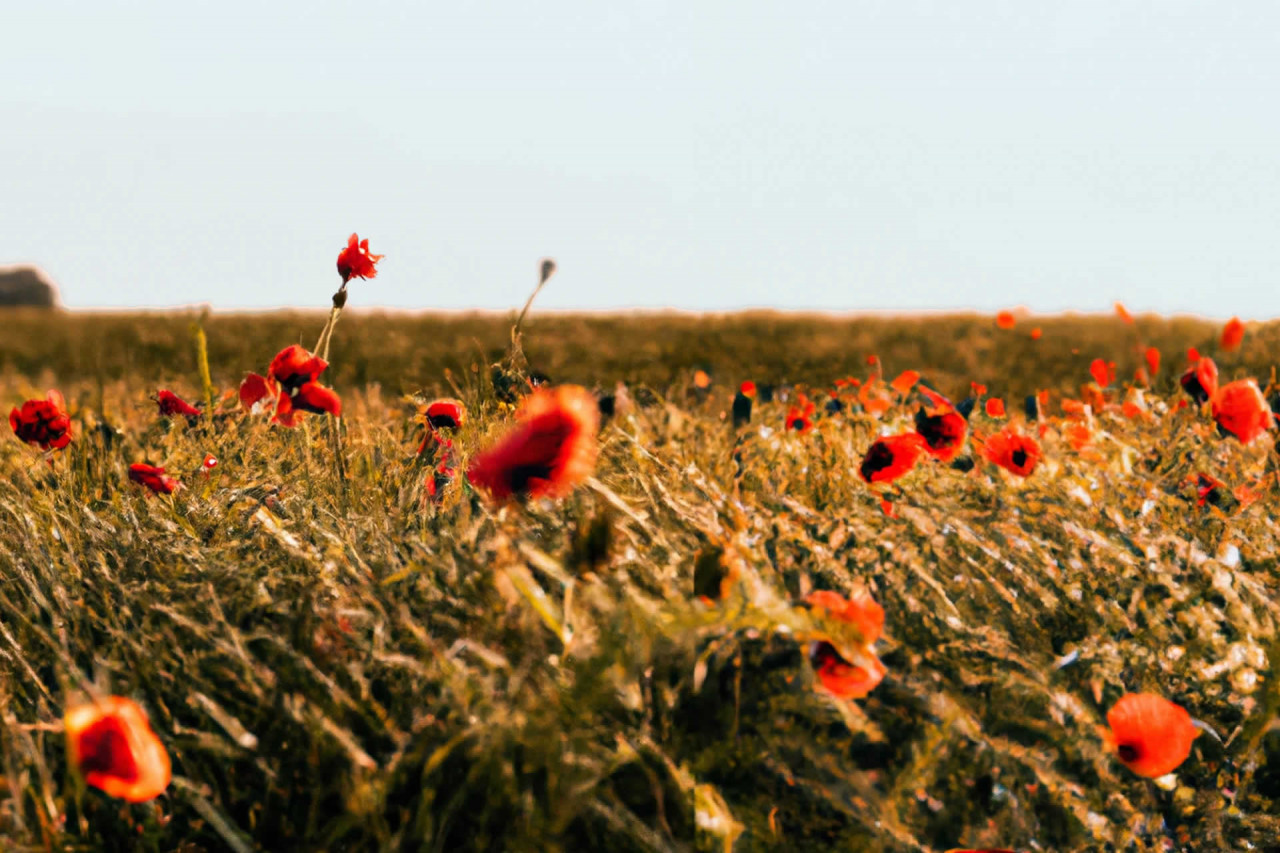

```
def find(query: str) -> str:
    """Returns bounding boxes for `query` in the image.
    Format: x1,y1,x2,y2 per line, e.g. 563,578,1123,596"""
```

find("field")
3,308,1280,852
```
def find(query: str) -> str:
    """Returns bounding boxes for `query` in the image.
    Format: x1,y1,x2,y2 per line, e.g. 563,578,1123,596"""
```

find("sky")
3,1,1279,315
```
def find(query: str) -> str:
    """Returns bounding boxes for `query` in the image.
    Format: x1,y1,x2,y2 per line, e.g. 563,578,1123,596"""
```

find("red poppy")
805,589,884,644
1211,379,1271,444
980,427,1041,477
9,390,72,451
468,385,600,503
1030,326,1042,340
693,369,713,389
971,382,988,396
425,398,466,430
1145,346,1160,377
65,696,171,803
1221,317,1245,352
786,394,816,432
859,433,927,484
335,232,383,284
1105,693,1199,778
914,408,967,462
1179,357,1219,404
1115,302,1134,323
808,641,886,699
1089,358,1114,388
273,382,342,427
890,369,920,396
129,463,181,495
739,380,757,399
985,398,1006,418
239,373,278,415
202,453,218,473
995,311,1016,329
153,389,201,418
269,345,329,392
424,461,456,502
1187,347,1201,363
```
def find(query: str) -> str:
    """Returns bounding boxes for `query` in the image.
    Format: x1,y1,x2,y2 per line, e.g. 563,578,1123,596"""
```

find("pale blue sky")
3,1,1278,314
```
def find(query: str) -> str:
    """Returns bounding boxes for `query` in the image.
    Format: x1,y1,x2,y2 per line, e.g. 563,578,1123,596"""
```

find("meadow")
2,306,1280,851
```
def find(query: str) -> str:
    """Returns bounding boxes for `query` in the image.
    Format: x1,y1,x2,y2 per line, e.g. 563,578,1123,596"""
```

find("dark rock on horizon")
0,265,61,308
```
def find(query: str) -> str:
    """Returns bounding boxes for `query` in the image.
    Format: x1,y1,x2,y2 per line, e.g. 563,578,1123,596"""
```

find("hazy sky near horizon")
3,1,1279,316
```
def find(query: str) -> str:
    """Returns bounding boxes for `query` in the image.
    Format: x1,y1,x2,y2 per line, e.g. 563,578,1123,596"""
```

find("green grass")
2,309,1280,851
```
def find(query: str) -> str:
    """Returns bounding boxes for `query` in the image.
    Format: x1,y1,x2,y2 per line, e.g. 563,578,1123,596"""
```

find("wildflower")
1179,357,1219,404
424,460,455,503
981,427,1041,477
1221,316,1245,352
65,696,171,802
1030,326,1042,340
9,390,72,451
1089,358,1114,388
995,311,1016,329
425,398,466,431
128,463,181,495
153,389,201,419
805,589,884,644
785,395,816,432
1211,379,1271,444
1105,692,1199,778
1145,346,1160,378
1115,302,1134,323
985,398,1006,418
693,368,713,390
335,233,383,284
732,381,755,428
268,345,329,393
890,369,920,396
468,385,600,503
971,382,988,397
914,408,967,462
859,433,927,484
808,641,886,700
239,373,278,415
289,383,343,418
202,454,218,474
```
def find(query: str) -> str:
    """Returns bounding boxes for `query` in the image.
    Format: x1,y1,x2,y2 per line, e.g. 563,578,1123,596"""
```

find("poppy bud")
332,287,349,310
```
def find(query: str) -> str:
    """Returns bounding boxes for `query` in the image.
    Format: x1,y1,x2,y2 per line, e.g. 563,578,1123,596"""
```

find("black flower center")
860,442,895,479
1011,449,1028,468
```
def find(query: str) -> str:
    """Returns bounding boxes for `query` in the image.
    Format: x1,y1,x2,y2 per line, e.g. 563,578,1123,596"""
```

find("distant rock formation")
0,265,61,308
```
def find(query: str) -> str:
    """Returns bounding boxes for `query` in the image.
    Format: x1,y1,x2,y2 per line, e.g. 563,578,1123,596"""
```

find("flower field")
3,290,1280,850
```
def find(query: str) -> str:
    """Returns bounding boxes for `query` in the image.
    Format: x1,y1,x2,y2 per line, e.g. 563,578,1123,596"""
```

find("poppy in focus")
65,696,171,803
1211,379,1272,444
153,389,201,419
1179,357,1219,404
1221,317,1245,352
468,384,600,503
981,427,1041,477
290,383,343,418
914,400,967,463
808,641,887,700
269,345,329,393
336,233,384,284
859,433,927,484
239,373,278,415
1105,692,1199,778
9,390,72,451
129,463,181,495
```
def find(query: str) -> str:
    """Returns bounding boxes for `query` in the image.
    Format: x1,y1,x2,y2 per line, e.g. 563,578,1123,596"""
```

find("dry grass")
2,309,1280,851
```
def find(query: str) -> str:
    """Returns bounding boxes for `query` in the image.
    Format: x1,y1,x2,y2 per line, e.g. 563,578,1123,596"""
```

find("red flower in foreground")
914,407,967,462
1180,357,1219,404
336,232,384,284
269,345,329,392
1211,379,1272,445
1221,316,1245,352
981,427,1041,477
271,382,342,427
859,433,927,484
153,389,201,418
10,390,72,451
239,373,278,415
65,697,171,803
128,463,181,495
806,589,884,645
1105,693,1199,778
808,641,886,700
468,385,600,503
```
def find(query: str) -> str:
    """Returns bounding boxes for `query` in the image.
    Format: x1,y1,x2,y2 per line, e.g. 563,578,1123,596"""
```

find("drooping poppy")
128,463,181,495
9,390,72,451
268,345,329,393
65,696,172,803
1179,357,1219,405
1145,346,1160,378
805,589,884,645
808,641,887,700
289,382,342,418
153,389,201,418
859,433,927,484
995,311,1016,330
980,427,1041,477
468,385,600,503
914,408,967,462
1211,379,1271,444
239,373,278,415
336,232,384,284
1221,317,1245,352
1105,692,1199,778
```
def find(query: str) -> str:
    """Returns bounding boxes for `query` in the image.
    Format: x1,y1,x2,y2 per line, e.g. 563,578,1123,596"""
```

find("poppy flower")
201,453,218,474
153,389,201,419
65,696,171,802
1187,347,1202,363
808,641,886,700
335,233,383,284
468,384,600,503
1115,302,1134,323
239,373,278,415
1145,347,1160,378
128,463,180,495
290,382,342,418
980,427,1041,477
805,589,884,645
1030,326,1042,340
995,311,1016,329
9,390,72,451
424,461,455,502
1089,358,1114,388
693,368,713,390
269,345,329,393
1221,317,1245,352
1105,693,1199,778
859,433,927,484
971,382,988,396
425,398,466,431
890,369,920,396
985,398,1006,418
786,395,816,432
1211,379,1271,444
914,408,967,462
732,383,754,428
1179,357,1219,404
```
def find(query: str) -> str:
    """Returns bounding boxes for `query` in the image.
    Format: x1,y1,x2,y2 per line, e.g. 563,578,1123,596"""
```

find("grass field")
3,308,1280,851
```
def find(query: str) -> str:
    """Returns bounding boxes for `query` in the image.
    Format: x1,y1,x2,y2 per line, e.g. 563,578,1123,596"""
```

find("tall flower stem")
314,286,348,362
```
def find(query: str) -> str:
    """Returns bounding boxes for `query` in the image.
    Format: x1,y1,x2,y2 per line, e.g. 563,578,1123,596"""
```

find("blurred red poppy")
336,232,383,284
981,427,1041,477
985,398,1006,418
1030,326,1042,340
1221,317,1245,352
9,390,72,451
1089,358,1114,388
153,389,201,418
890,370,920,395
292,383,342,417
809,641,886,699
995,311,1015,329
425,398,466,430
1115,302,1134,323
805,589,884,644
1144,346,1160,377
1105,693,1198,778
269,345,329,392
1179,357,1219,404
1211,379,1271,444
739,380,757,399
914,408,967,462
128,463,180,495
786,394,816,432
468,385,600,503
202,453,218,474
859,433,927,483
239,373,278,415
65,696,171,803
